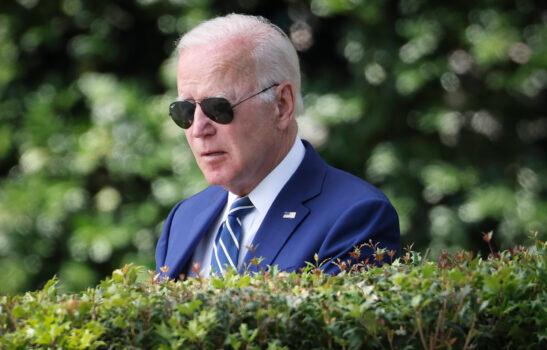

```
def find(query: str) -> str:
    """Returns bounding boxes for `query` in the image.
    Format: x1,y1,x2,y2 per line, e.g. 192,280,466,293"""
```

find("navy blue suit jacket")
155,141,400,279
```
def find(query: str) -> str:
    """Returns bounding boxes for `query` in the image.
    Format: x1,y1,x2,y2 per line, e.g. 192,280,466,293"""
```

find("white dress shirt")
188,137,306,277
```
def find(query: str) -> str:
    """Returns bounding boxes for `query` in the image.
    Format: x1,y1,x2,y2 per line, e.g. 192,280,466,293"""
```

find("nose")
189,103,215,138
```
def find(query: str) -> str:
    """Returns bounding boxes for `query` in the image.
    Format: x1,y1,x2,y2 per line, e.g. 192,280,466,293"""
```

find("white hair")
176,14,304,116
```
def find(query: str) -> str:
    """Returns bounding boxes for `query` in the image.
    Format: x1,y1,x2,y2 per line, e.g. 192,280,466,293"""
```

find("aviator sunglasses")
169,83,279,129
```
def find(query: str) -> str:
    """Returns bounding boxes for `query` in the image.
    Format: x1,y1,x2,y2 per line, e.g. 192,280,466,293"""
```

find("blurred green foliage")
0,0,545,293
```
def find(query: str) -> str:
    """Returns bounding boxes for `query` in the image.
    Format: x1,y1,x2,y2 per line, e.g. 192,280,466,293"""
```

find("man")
155,14,400,279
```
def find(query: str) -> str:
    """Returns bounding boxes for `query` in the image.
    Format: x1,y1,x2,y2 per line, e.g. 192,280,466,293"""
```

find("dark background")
0,0,545,293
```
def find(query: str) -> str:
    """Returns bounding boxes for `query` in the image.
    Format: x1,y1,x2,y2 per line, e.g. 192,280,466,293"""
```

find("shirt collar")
227,137,305,215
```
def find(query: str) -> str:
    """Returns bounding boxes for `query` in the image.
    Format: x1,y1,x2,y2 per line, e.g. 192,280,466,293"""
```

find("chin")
203,172,232,188
204,172,248,194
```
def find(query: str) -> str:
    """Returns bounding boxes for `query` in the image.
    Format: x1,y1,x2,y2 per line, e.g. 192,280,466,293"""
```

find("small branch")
431,298,447,349
462,315,477,350
415,311,428,350
421,248,431,265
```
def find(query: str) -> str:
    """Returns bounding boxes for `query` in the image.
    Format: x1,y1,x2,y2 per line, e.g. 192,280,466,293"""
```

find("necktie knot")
228,196,254,220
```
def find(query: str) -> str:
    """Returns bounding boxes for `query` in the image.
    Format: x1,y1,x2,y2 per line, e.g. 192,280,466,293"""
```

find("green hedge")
1,239,545,349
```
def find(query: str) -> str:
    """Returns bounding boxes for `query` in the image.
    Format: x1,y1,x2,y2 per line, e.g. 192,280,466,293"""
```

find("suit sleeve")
155,201,184,274
318,198,401,274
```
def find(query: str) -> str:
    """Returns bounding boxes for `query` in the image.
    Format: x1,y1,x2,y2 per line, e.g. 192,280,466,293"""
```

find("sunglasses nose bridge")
189,101,216,136
194,101,211,122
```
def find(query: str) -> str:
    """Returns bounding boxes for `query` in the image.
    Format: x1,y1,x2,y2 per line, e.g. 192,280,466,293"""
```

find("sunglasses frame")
169,83,280,129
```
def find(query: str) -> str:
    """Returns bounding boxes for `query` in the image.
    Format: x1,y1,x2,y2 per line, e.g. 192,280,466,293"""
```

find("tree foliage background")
0,0,545,294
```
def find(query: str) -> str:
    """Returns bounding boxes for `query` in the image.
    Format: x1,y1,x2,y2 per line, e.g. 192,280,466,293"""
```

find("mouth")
200,151,227,160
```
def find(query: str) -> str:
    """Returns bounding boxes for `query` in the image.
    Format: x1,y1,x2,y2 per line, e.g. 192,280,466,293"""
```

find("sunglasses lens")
169,101,195,129
201,98,234,124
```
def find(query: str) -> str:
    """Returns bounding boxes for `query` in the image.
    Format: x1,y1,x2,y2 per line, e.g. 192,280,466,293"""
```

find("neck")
230,133,297,196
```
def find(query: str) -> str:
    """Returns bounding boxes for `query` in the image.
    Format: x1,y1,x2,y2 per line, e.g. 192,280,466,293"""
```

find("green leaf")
411,294,422,308
211,277,225,289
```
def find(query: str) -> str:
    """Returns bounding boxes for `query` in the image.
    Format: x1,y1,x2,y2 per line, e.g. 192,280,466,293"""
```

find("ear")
274,82,296,130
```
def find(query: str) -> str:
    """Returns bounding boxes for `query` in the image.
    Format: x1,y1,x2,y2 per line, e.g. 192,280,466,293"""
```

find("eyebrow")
177,91,230,102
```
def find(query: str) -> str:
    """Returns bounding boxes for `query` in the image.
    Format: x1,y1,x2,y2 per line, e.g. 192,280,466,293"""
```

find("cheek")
239,136,268,168
186,139,197,159
184,132,192,147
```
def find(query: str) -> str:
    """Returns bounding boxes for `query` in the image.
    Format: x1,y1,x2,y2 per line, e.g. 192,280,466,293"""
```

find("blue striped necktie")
211,196,254,276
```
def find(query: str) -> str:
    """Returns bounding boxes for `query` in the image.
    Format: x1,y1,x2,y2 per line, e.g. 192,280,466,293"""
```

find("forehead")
177,41,256,97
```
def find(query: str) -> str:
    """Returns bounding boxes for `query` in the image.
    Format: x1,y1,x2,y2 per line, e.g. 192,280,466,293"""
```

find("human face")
177,43,285,195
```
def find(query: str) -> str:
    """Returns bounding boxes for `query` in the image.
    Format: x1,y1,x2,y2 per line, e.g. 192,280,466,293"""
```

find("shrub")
1,239,545,349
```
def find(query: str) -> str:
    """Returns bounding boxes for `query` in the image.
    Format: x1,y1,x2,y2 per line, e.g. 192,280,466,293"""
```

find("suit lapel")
242,141,326,272
165,188,227,278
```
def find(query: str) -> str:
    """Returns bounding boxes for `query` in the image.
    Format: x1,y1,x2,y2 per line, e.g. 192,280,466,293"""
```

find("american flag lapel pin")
283,211,296,219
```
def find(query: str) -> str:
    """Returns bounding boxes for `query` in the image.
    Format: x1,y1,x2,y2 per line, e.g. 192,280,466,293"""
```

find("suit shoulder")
323,165,390,203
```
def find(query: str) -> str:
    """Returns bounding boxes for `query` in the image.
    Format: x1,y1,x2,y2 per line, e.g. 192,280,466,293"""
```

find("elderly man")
155,14,400,279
